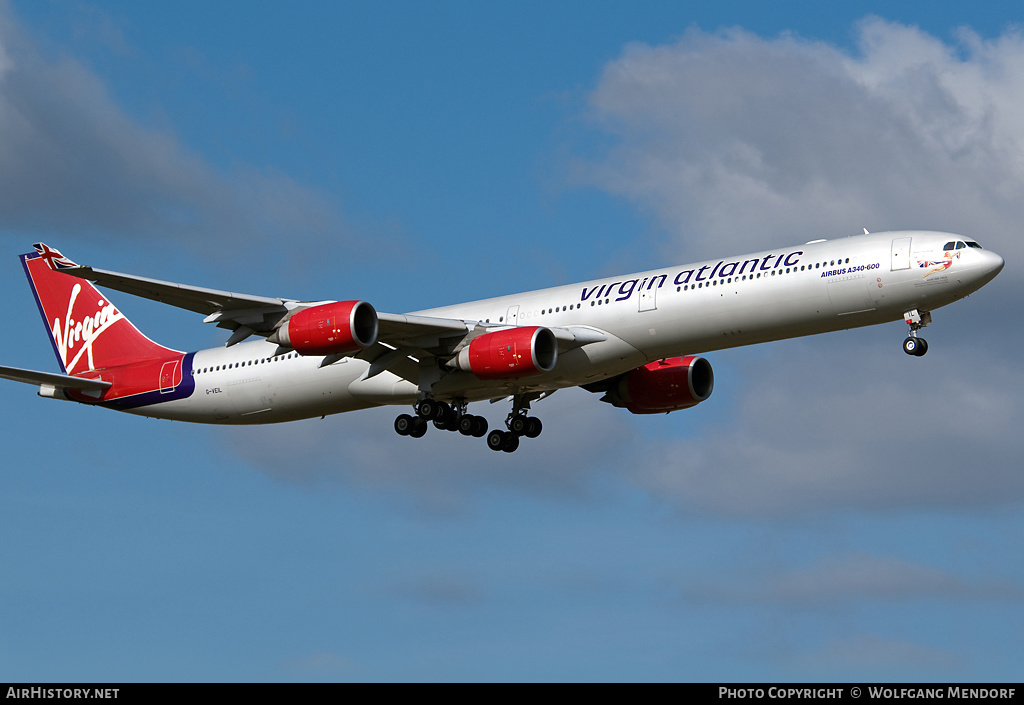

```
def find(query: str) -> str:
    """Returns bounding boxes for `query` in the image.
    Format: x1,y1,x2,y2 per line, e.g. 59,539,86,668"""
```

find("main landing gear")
484,394,543,453
394,399,488,442
485,413,542,453
393,395,545,453
902,309,931,357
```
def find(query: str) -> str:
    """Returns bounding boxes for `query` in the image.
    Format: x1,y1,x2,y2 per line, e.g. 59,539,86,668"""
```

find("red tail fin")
22,244,178,375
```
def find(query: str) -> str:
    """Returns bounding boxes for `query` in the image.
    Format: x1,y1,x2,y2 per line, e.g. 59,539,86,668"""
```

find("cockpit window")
944,239,983,251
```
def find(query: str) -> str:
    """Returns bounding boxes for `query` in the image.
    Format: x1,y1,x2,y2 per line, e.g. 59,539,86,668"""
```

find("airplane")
0,230,1005,452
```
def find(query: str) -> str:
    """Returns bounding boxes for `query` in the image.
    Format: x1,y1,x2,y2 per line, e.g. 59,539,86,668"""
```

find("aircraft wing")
33,243,295,340
36,244,472,344
30,244,604,358
369,318,605,356
76,270,474,349
61,264,292,317
0,364,112,391
376,312,470,346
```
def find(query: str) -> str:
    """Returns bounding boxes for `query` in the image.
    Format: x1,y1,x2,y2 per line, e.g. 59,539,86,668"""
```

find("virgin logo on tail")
52,282,125,374
23,244,179,376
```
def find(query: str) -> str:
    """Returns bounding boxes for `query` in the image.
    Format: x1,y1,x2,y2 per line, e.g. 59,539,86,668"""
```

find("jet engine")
450,326,557,380
271,300,378,355
602,356,713,414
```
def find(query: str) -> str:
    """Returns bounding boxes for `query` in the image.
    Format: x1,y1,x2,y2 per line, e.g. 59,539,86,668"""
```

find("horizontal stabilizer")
0,364,112,391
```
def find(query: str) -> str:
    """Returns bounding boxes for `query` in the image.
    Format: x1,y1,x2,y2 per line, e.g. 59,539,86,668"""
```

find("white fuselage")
144,231,1004,424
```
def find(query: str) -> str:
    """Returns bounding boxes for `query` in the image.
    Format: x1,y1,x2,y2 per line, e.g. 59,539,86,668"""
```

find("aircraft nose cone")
988,250,1006,276
971,248,1004,287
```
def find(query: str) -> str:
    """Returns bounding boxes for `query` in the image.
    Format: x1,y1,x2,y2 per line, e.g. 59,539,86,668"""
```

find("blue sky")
2,0,1023,681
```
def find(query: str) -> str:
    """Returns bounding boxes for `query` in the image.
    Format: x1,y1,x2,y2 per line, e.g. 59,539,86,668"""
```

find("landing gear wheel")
501,433,520,453
524,417,542,438
509,415,528,436
416,399,437,419
409,418,428,438
903,337,929,356
394,414,415,436
433,405,458,430
487,429,507,451
435,401,452,421
472,416,488,438
902,310,932,357
458,414,476,436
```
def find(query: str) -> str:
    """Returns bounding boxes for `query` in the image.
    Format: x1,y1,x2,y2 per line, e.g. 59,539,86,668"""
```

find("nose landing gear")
902,309,932,357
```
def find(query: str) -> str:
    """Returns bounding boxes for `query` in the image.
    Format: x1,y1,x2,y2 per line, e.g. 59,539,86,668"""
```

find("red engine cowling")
274,300,378,355
451,326,558,380
603,356,714,414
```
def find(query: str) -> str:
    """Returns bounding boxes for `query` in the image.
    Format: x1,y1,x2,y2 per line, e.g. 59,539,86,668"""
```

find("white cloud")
630,342,1024,517
0,2,343,258
579,18,1024,277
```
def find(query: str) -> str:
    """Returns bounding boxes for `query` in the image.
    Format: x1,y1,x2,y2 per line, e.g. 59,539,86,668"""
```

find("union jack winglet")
33,243,80,271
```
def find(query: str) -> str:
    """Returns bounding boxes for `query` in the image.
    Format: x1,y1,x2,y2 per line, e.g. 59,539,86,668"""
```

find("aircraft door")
506,305,519,325
639,284,657,312
891,237,912,271
159,359,181,393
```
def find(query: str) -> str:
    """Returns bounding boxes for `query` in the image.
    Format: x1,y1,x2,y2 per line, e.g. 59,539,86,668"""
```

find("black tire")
525,417,542,438
509,415,528,435
433,417,449,430
458,415,476,436
903,337,919,356
472,416,488,438
434,401,452,421
502,433,520,453
915,338,929,356
487,430,506,451
409,418,428,438
394,414,414,436
416,399,436,419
